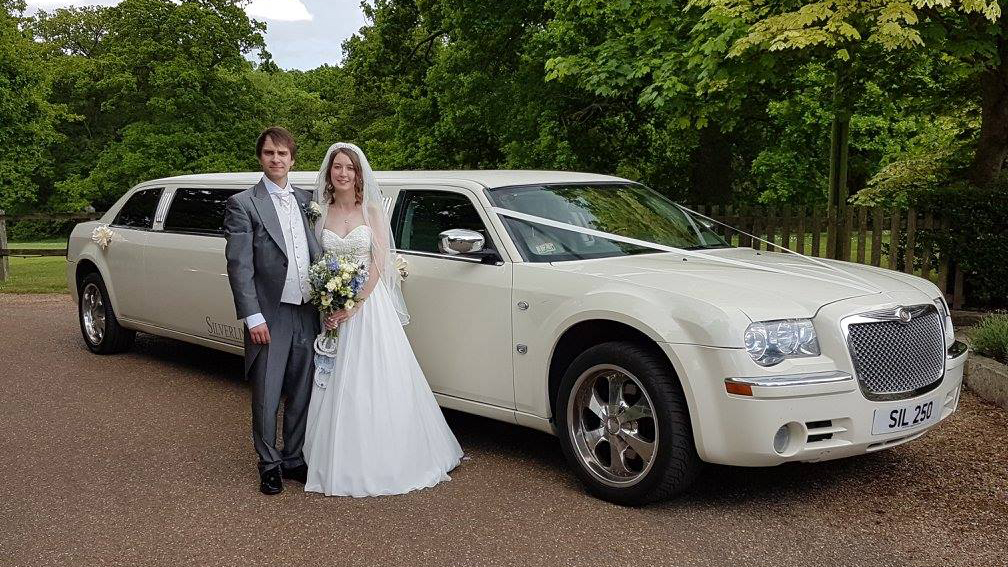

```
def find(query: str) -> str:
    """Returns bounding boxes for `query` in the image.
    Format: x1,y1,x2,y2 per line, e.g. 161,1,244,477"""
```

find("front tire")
556,341,701,506
78,272,135,354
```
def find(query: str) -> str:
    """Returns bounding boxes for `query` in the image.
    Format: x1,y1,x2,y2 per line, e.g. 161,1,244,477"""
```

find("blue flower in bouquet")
349,273,366,295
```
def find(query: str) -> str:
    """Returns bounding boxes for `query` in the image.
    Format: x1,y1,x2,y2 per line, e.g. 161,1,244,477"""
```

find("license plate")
871,398,939,435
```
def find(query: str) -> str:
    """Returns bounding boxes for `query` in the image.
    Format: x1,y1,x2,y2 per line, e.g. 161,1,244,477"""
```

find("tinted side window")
113,188,163,229
394,191,493,254
163,188,242,235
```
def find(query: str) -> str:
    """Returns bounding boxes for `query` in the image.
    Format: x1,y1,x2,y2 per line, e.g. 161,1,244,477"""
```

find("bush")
972,314,1008,365
7,219,77,241
856,182,1008,309
914,185,1008,309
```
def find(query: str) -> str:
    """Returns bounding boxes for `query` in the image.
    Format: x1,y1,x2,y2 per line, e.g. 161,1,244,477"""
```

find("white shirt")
245,175,311,329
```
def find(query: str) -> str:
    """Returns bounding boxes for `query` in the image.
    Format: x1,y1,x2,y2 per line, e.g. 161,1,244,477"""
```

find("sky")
24,0,368,70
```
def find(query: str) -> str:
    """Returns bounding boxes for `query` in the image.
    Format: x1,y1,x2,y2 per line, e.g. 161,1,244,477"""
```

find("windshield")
487,183,729,262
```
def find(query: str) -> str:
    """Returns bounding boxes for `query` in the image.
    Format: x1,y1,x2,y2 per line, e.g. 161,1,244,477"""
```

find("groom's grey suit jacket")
223,179,323,372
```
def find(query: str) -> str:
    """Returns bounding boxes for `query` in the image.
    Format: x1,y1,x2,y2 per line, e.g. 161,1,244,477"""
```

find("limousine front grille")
844,305,945,401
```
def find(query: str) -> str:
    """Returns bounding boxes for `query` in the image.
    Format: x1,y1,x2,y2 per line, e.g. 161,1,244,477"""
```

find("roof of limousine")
147,170,629,189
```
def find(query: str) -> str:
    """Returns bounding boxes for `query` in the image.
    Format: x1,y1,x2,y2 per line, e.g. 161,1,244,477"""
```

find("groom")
224,126,322,495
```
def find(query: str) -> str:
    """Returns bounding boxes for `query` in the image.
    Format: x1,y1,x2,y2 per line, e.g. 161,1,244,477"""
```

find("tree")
36,0,270,210
694,0,1001,210
0,0,61,214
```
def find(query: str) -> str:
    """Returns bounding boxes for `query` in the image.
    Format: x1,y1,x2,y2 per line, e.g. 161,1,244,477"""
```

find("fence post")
871,207,883,267
0,209,8,282
904,207,917,274
826,205,836,258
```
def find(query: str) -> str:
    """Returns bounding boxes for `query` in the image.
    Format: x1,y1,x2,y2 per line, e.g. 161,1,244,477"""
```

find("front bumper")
661,340,968,467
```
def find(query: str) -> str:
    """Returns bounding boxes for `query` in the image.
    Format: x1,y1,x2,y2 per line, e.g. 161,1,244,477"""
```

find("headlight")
744,319,820,367
934,296,954,336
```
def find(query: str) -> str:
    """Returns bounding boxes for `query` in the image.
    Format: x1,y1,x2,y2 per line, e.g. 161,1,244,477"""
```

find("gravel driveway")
2,293,1006,567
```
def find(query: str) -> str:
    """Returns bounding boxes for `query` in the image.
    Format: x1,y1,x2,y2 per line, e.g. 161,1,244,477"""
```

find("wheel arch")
75,259,101,294
73,257,122,321
547,318,683,420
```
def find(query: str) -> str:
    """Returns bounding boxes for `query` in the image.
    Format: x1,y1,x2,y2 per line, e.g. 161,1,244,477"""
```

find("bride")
302,142,463,496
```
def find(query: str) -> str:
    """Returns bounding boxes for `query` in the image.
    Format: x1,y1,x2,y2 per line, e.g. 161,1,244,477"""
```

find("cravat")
276,190,293,209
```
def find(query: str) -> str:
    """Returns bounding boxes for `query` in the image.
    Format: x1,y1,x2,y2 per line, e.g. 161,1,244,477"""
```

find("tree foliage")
1,0,1006,218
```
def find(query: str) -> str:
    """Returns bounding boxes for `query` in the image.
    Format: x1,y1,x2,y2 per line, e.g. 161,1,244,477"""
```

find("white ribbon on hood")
491,207,884,295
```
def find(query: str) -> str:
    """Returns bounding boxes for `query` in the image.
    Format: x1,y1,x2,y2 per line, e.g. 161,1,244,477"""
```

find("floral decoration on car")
91,224,114,251
394,253,409,282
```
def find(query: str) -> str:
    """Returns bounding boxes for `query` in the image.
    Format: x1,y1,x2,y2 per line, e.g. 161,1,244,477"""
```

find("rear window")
163,188,242,235
113,188,163,229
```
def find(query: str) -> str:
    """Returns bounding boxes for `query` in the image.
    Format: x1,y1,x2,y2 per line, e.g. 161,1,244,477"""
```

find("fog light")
773,425,790,454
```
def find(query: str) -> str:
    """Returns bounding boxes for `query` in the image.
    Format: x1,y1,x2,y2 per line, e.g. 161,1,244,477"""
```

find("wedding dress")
303,224,463,496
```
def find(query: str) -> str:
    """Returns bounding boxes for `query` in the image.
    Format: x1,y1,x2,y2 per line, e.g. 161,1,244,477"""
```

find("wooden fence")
0,210,104,282
0,206,966,308
686,204,964,308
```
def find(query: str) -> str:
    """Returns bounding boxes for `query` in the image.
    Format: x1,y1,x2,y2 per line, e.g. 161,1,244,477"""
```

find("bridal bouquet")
308,252,368,354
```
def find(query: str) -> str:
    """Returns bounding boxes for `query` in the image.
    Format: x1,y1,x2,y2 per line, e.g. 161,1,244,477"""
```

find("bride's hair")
323,147,364,205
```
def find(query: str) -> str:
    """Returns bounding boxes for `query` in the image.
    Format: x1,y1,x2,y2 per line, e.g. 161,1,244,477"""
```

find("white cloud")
246,0,313,22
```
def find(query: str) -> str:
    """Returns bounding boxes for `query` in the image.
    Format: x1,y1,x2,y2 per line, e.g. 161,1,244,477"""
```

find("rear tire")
78,272,135,354
556,341,701,506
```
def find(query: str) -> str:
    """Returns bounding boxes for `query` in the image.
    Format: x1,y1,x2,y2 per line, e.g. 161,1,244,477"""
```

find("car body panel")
66,170,959,469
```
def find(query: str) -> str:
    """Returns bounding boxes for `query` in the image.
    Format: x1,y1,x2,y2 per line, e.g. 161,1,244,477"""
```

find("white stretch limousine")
67,171,969,505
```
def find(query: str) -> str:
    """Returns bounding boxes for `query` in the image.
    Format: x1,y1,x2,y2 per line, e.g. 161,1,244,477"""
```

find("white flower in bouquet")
91,224,114,251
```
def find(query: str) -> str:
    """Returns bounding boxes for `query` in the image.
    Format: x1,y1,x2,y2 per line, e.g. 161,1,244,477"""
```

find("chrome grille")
844,305,945,401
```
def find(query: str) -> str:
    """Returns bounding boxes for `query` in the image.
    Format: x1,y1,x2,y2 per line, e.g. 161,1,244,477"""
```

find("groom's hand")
249,323,271,344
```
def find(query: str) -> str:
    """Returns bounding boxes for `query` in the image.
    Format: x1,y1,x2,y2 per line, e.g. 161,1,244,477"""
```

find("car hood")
549,247,934,321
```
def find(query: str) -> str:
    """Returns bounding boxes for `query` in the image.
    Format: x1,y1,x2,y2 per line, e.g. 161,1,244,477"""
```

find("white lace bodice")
322,225,372,267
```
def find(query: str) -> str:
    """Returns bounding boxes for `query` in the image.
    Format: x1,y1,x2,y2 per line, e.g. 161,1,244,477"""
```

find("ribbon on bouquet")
490,207,884,295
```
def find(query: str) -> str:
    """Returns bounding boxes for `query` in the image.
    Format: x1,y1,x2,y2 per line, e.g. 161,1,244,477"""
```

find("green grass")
0,239,69,294
972,314,1008,364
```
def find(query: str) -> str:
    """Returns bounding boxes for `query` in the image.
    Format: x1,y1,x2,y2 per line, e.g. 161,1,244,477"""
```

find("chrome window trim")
395,249,503,266
152,187,175,231
840,304,946,402
725,370,853,388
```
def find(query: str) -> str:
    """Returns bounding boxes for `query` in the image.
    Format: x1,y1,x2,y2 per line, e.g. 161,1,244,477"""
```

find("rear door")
389,186,515,409
106,187,163,321
143,186,244,343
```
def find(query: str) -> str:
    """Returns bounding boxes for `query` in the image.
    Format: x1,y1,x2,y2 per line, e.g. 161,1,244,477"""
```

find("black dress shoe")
260,467,283,495
281,463,308,484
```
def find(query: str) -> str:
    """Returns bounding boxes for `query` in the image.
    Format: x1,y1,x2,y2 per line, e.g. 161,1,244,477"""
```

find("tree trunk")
968,26,1008,188
689,125,734,204
969,65,1008,187
828,66,851,260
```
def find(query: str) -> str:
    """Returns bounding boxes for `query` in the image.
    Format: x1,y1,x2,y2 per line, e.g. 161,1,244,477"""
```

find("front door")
391,187,515,409
106,187,162,321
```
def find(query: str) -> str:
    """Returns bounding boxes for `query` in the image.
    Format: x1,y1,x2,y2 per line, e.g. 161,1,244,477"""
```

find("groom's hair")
256,126,297,160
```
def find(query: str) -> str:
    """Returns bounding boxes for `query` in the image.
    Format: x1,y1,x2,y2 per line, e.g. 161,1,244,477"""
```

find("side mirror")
438,229,485,255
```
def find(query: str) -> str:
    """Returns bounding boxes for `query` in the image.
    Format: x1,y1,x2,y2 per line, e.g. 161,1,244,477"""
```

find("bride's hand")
324,309,349,330
324,304,362,329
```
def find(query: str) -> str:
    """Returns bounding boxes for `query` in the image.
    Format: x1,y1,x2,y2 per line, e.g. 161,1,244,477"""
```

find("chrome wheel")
81,282,106,345
567,364,658,487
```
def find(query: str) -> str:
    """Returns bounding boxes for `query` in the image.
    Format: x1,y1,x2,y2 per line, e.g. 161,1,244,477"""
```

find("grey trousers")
247,302,318,473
